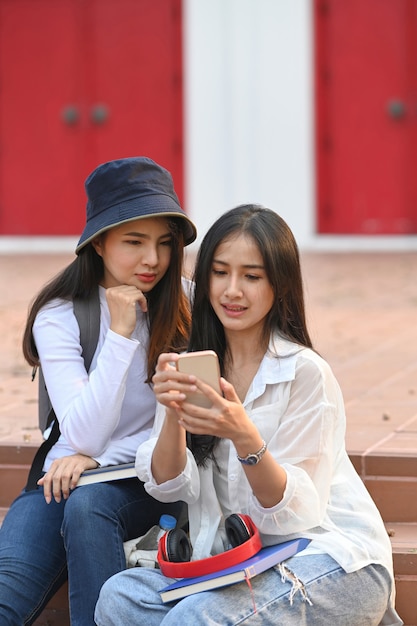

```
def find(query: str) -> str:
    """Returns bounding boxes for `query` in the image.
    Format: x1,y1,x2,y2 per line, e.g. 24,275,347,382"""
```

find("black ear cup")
164,528,192,563
225,513,252,547
162,513,252,563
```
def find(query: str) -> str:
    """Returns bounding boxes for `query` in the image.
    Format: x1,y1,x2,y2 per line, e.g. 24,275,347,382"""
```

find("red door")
0,0,183,235
315,0,417,234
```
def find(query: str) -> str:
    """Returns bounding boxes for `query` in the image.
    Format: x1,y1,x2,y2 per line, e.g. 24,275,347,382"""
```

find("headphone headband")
157,514,262,578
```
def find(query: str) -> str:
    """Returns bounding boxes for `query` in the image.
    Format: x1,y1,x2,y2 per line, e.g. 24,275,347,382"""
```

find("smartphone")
176,350,221,408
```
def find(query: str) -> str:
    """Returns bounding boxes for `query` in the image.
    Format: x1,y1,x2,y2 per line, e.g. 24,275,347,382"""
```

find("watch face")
238,441,266,465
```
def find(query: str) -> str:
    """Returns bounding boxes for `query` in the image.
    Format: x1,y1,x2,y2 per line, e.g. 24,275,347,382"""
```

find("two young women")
95,205,402,625
0,157,197,625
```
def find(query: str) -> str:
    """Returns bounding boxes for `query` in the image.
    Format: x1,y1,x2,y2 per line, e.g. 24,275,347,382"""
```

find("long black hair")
187,204,313,465
22,218,191,382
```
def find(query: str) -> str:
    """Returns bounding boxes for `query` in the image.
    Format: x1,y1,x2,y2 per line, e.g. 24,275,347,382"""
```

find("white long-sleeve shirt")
136,334,395,587
34,285,155,470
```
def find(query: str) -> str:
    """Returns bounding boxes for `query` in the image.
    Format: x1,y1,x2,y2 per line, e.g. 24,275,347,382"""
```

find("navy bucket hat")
76,157,197,254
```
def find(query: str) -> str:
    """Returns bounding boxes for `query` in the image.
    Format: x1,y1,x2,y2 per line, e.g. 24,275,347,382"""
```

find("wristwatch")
237,440,267,465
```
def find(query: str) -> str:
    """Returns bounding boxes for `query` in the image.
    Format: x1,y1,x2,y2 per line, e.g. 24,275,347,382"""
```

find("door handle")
386,99,406,119
90,104,109,125
61,105,80,125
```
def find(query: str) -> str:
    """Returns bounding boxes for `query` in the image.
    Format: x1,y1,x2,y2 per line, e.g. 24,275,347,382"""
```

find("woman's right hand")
37,453,98,504
106,285,148,338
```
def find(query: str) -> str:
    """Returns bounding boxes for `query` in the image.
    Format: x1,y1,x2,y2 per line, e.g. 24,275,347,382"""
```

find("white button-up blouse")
136,334,394,582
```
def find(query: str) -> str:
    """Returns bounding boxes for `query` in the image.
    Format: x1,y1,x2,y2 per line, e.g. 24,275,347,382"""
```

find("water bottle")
157,514,177,541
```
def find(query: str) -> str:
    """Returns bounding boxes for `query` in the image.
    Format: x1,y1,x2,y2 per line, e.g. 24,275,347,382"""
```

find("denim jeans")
95,553,403,626
0,478,183,626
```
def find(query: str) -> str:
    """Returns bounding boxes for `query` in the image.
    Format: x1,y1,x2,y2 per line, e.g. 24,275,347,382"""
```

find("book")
159,537,310,603
76,462,136,486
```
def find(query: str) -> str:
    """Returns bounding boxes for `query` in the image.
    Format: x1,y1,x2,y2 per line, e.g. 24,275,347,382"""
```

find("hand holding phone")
176,350,221,408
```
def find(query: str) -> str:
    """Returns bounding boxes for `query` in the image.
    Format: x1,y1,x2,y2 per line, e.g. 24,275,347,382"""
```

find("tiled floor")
1,250,417,458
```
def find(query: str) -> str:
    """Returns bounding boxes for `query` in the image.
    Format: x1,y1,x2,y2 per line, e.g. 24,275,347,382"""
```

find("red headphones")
157,514,262,578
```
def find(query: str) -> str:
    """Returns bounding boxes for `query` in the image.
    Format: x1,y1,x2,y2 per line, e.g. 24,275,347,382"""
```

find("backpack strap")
25,287,100,491
74,286,101,375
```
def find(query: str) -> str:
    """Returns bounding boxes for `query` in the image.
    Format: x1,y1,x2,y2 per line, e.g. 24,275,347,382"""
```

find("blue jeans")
95,553,403,626
0,478,183,626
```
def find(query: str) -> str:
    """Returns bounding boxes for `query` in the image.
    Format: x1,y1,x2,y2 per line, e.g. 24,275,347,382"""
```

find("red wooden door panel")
0,0,84,234
0,0,183,236
86,0,183,176
315,0,417,234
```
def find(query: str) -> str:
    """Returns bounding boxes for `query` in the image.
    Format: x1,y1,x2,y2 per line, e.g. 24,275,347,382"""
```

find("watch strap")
237,440,267,465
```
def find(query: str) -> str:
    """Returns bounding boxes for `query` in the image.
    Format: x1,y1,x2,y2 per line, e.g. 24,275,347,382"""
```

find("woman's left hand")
37,453,99,504
177,377,259,447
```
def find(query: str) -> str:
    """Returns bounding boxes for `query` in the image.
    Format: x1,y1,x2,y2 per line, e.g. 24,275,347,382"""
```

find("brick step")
388,523,417,626
351,453,417,523
395,577,417,626
0,444,37,507
3,449,417,521
1,447,417,624
33,608,69,626
33,583,69,626
365,476,417,523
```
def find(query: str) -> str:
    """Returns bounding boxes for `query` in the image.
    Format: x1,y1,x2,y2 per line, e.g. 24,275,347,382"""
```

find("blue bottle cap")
159,514,177,530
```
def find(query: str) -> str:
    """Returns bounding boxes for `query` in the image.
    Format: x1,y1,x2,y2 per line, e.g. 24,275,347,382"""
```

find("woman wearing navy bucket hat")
0,157,197,625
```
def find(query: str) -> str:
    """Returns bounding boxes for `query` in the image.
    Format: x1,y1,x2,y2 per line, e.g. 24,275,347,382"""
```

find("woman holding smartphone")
95,204,402,625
